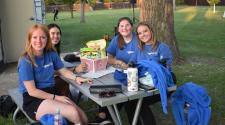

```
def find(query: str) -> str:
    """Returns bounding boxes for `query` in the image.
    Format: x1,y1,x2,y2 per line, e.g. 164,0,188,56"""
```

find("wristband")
74,75,77,81
73,66,77,73
53,94,55,100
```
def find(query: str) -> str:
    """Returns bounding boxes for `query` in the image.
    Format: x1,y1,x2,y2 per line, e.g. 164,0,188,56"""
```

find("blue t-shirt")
136,42,173,71
107,32,138,85
18,51,64,94
107,32,138,64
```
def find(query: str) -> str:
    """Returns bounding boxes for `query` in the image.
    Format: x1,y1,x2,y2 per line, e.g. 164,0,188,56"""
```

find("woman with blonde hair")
136,21,173,71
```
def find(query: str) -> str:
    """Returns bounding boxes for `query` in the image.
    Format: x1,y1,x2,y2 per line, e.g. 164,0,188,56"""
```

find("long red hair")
21,24,55,66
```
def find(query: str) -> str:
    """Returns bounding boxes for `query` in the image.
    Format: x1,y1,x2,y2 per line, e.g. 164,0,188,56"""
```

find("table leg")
107,105,121,125
132,98,143,125
113,104,122,125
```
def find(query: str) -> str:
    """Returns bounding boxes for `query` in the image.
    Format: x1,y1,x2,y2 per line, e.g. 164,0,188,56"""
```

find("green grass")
45,8,139,52
1,6,225,125
173,6,225,125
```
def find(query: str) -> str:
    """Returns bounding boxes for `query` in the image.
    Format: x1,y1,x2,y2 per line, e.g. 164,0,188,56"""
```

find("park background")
0,0,225,124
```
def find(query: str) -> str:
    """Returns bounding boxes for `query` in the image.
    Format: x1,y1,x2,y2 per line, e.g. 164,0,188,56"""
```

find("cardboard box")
80,57,108,72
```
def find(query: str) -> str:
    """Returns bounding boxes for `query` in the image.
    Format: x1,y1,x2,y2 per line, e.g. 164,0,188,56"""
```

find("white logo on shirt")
43,62,53,68
147,52,157,55
127,51,134,54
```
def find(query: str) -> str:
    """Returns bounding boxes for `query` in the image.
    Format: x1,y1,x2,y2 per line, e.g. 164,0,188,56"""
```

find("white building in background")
0,0,45,68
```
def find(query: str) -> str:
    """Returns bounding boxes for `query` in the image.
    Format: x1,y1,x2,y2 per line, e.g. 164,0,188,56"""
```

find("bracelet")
74,75,77,81
73,66,77,74
53,94,55,100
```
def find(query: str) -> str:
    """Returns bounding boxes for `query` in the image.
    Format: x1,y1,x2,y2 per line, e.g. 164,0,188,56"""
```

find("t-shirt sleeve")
107,36,118,56
159,43,173,66
51,52,64,70
18,57,34,81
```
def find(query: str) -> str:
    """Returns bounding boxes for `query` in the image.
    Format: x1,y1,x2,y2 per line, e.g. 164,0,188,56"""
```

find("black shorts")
23,87,61,120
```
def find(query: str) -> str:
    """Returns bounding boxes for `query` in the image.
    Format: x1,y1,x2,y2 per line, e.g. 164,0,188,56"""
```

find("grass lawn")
1,6,224,125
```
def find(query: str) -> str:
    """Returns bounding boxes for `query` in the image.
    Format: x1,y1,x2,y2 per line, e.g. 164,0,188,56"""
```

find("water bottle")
54,108,62,125
127,62,138,92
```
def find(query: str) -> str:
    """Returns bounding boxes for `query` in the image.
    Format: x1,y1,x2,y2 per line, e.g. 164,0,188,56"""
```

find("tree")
63,0,87,22
80,0,86,22
207,0,220,13
138,0,181,62
63,0,76,18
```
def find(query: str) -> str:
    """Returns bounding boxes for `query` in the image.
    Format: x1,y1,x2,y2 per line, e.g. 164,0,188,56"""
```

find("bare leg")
36,99,88,125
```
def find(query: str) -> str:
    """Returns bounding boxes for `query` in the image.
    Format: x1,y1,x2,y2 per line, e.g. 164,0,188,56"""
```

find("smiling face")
118,19,133,37
49,27,61,46
31,28,47,55
137,25,153,44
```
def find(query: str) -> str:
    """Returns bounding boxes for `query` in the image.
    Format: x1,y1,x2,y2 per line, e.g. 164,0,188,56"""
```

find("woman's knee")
67,106,83,124
36,99,55,120
36,99,86,124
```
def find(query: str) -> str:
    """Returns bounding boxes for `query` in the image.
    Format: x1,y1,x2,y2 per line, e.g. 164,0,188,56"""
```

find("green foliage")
176,0,185,5
87,0,96,7
102,0,129,3
62,0,76,4
103,0,112,3
207,0,220,5
45,0,56,5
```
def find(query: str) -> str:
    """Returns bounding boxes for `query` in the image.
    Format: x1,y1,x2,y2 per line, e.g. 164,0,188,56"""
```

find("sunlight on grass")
204,7,215,19
204,7,222,19
176,7,197,22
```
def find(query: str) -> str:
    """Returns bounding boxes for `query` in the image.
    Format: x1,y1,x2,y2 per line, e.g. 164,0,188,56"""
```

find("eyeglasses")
99,91,116,98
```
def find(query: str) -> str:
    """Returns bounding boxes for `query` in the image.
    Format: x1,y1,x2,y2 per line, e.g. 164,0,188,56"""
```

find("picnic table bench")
8,88,37,125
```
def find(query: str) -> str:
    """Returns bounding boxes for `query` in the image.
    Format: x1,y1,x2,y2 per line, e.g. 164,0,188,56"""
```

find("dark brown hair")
136,22,159,51
47,23,62,55
116,17,133,49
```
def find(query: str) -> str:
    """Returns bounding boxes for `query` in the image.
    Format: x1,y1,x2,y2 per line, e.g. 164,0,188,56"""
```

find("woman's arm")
24,81,54,100
108,54,128,70
57,68,92,84
73,63,87,73
24,80,76,105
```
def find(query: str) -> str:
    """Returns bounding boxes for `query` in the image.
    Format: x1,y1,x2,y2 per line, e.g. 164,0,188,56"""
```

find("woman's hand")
75,63,87,73
75,77,93,85
54,95,75,105
116,60,128,70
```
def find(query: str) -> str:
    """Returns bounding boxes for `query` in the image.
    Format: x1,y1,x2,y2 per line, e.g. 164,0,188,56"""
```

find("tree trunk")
69,3,74,18
138,0,182,62
173,0,176,11
80,0,85,23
